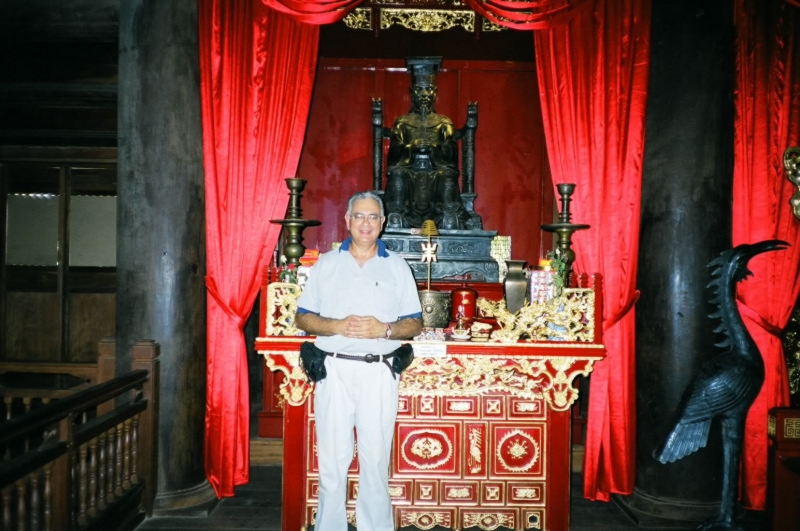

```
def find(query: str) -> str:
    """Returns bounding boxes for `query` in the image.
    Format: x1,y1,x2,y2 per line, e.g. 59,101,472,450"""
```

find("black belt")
327,351,397,378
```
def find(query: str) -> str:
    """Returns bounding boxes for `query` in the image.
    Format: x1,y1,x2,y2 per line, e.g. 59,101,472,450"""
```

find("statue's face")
412,84,436,113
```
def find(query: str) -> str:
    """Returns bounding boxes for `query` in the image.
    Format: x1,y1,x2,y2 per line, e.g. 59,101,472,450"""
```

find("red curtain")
263,0,365,23
534,0,651,501
199,0,319,497
463,0,591,29
733,0,800,509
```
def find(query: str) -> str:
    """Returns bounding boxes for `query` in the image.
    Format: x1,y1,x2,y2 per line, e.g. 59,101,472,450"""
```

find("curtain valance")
464,0,590,30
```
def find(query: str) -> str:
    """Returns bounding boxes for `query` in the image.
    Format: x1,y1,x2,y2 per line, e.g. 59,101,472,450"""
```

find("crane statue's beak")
748,239,790,255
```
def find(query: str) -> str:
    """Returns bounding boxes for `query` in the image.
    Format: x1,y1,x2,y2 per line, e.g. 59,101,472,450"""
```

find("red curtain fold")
199,0,319,497
534,0,651,501
463,0,590,30
733,0,800,509
262,0,365,23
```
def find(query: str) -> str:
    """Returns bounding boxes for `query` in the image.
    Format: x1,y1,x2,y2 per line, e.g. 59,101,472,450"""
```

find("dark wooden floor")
134,466,767,531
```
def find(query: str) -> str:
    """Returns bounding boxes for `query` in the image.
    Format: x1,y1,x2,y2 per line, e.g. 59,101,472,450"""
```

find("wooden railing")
0,340,159,531
1,340,116,424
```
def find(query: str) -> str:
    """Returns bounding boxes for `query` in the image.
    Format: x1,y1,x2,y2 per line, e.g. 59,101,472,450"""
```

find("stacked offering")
529,259,556,303
469,321,492,342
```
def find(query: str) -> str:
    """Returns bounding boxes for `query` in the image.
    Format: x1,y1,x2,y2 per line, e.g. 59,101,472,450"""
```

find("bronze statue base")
382,228,499,282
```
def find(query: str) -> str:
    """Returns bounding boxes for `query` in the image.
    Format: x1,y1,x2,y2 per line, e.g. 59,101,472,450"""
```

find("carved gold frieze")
526,510,543,529
266,282,303,336
261,350,594,410
401,428,453,469
515,402,538,413
381,9,475,32
477,288,595,343
400,512,451,530
463,512,515,531
448,400,473,412
447,487,471,498
419,484,434,499
261,344,597,410
514,487,539,499
468,427,483,473
343,8,372,30
420,397,435,413
400,355,595,411
411,436,444,459
485,486,500,501
483,17,507,31
786,418,800,439
263,350,312,407
496,429,540,473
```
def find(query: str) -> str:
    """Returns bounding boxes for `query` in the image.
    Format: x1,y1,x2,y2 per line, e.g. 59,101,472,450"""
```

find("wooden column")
117,0,212,515
618,0,735,525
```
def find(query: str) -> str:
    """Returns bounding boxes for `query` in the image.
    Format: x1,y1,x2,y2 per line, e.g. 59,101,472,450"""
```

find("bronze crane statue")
653,239,789,531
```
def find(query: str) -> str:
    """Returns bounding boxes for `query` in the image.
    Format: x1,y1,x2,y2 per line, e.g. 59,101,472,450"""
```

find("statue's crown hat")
406,56,442,88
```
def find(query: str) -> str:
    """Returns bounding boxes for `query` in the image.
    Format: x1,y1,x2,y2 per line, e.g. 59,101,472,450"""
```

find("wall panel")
5,292,60,361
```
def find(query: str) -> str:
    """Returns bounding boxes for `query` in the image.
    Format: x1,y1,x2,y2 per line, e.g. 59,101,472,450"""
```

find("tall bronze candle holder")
541,183,590,282
270,178,320,266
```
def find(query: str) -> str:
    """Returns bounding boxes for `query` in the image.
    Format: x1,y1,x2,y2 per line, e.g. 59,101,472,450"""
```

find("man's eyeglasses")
350,213,382,223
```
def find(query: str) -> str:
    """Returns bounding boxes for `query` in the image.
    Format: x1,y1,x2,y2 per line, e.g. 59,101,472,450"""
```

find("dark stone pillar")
615,0,734,525
117,0,213,515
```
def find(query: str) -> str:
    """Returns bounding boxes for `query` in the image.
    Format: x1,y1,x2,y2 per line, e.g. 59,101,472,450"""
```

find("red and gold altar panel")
257,337,604,531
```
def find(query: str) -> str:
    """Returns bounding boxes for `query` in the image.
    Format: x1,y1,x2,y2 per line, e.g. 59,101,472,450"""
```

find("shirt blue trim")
399,312,423,320
296,307,318,315
339,237,389,258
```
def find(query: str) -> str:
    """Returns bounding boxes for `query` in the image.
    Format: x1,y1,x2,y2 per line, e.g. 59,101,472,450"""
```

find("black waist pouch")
299,342,328,383
392,343,415,375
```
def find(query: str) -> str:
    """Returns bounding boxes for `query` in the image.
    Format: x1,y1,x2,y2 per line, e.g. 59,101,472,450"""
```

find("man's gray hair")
346,190,385,218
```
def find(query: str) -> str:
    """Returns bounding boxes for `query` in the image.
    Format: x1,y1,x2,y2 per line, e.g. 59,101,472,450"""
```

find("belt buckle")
364,354,379,363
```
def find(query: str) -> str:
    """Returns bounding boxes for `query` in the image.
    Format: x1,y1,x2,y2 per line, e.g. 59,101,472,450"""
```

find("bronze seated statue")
373,56,481,231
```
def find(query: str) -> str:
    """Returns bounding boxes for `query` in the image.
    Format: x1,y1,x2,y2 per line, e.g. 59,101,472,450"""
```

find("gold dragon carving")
476,289,595,343
263,352,594,411
266,282,303,336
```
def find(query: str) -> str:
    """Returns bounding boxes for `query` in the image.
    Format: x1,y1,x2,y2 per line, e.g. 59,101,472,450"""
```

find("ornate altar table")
257,334,603,531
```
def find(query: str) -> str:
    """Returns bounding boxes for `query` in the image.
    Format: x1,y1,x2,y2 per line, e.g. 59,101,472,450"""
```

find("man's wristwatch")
384,322,392,340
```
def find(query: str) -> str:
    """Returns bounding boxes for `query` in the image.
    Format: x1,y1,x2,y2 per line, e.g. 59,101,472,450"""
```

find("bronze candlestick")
541,183,590,282
270,178,321,266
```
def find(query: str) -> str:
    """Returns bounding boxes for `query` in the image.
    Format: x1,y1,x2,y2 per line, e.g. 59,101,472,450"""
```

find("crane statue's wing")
653,359,756,464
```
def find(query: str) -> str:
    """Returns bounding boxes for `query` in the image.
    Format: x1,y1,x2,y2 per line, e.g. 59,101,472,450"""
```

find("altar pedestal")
256,275,604,531
257,339,603,531
382,229,500,282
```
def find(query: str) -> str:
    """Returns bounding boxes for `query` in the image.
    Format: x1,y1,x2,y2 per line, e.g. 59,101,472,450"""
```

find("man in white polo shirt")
295,191,423,531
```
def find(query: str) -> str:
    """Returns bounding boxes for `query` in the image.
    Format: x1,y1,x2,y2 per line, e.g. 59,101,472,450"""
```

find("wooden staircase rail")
0,339,159,531
0,370,148,448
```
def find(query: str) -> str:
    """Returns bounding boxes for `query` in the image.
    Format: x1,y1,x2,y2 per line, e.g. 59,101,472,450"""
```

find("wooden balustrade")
0,343,116,424
0,339,159,531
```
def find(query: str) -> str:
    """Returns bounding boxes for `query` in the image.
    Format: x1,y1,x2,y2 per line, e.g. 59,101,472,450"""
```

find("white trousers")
314,355,399,531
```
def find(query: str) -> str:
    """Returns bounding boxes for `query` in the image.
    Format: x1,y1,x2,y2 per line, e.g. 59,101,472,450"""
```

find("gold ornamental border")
260,350,597,411
343,7,507,33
